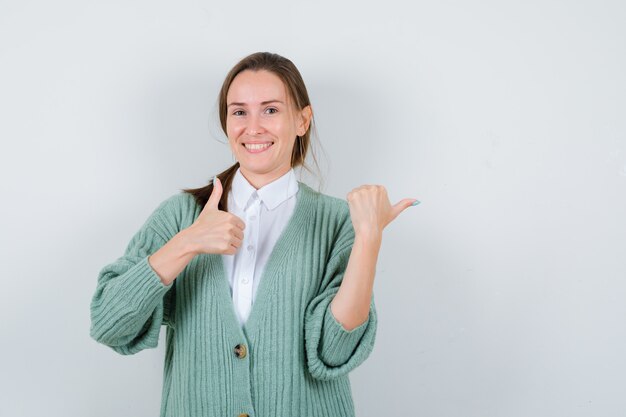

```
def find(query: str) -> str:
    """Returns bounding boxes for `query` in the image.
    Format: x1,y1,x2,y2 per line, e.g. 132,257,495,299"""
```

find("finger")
204,176,222,212
232,226,244,241
234,216,246,231
226,243,238,255
230,235,243,248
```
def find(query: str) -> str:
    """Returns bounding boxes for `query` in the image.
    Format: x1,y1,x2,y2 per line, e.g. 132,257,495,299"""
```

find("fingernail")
411,200,421,206
213,175,217,184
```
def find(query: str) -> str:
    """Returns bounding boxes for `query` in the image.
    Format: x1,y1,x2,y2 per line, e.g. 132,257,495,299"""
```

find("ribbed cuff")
90,256,173,350
318,302,369,367
121,256,173,308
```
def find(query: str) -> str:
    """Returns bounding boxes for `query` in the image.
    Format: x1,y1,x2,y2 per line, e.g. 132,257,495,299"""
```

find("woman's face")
226,69,311,187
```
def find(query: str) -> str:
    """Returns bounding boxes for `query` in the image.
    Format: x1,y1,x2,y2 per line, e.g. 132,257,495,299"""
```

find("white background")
1,0,625,416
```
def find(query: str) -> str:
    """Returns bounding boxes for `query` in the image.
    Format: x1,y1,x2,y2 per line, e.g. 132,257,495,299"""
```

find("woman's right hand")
183,177,246,256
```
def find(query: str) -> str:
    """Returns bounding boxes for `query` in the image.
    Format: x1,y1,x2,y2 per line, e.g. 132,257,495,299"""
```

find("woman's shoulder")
148,191,198,219
147,191,201,238
156,191,199,212
298,182,353,241
298,181,349,215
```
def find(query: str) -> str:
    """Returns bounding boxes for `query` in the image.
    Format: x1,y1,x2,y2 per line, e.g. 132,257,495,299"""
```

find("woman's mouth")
243,142,274,153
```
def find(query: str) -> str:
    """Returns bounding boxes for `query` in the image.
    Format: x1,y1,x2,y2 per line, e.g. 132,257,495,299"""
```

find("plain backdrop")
1,0,625,416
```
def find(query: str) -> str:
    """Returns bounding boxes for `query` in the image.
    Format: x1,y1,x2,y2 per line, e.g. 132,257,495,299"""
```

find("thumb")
390,198,419,222
204,175,223,211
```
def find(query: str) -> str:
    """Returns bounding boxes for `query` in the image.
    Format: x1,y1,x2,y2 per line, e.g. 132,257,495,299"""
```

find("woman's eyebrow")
227,100,284,108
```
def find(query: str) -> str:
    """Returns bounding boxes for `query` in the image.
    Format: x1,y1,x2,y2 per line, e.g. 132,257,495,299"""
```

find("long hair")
182,52,322,212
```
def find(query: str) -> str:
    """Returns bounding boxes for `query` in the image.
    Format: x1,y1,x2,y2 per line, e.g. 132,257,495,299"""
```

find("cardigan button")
234,343,247,359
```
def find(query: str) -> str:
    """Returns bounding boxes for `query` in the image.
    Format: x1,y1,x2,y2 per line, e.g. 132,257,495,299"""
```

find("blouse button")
234,343,247,359
247,244,254,251
250,215,257,221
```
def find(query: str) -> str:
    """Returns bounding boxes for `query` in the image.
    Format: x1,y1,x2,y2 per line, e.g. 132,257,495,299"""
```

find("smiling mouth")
243,142,274,153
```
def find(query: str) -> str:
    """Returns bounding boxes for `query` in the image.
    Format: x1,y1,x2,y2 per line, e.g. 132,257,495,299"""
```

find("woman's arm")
331,184,417,330
148,176,246,285
148,230,197,286
329,231,382,331
90,197,180,355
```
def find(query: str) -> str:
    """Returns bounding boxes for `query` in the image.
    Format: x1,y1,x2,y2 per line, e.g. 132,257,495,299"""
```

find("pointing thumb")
390,198,418,221
205,175,222,211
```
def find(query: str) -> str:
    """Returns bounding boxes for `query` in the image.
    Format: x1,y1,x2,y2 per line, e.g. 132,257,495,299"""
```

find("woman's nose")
246,114,264,136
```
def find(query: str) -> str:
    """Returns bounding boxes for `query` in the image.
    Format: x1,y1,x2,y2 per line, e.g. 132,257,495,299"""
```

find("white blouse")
222,167,299,326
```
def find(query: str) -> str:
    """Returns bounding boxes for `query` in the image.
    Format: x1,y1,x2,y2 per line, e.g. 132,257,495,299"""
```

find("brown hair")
182,52,322,211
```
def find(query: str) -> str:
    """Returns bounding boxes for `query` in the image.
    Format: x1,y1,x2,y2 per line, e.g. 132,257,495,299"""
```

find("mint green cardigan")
90,181,378,417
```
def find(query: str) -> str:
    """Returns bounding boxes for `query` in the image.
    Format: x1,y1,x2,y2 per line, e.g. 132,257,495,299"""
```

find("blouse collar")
231,167,299,211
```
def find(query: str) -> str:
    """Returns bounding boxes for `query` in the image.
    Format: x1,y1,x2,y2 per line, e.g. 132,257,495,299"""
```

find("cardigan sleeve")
304,206,378,381
89,198,178,355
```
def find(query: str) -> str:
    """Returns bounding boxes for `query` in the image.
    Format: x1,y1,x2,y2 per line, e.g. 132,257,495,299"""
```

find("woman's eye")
265,107,278,114
233,110,245,116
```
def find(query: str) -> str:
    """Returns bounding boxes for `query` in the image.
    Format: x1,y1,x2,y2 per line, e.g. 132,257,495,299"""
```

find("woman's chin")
239,162,273,174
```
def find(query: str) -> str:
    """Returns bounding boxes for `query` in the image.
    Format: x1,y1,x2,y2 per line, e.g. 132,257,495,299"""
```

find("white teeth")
245,143,272,150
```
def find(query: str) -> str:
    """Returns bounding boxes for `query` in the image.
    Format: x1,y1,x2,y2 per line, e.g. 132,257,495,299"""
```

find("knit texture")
90,182,377,417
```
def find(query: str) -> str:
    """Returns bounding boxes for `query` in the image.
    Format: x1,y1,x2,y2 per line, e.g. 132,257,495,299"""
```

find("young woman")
90,51,418,417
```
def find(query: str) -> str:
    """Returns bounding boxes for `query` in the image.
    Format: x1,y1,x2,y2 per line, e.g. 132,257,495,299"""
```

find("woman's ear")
298,105,313,135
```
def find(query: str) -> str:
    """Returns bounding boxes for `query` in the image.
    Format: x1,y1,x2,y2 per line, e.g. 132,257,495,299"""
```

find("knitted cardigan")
89,181,378,417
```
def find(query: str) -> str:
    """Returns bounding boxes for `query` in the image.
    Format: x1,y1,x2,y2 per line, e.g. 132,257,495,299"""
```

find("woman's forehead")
227,70,289,105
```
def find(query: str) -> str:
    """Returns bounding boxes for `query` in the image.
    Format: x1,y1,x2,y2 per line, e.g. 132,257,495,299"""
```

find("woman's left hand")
346,184,418,237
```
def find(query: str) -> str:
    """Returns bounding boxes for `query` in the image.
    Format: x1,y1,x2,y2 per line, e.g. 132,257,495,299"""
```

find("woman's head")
218,52,313,186
183,52,320,211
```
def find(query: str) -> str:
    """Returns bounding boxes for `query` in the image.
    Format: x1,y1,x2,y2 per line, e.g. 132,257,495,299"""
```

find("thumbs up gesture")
185,177,246,256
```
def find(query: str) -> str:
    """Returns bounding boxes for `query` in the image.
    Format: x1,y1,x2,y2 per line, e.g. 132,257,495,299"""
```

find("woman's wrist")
175,228,199,257
354,229,383,246
148,230,198,286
